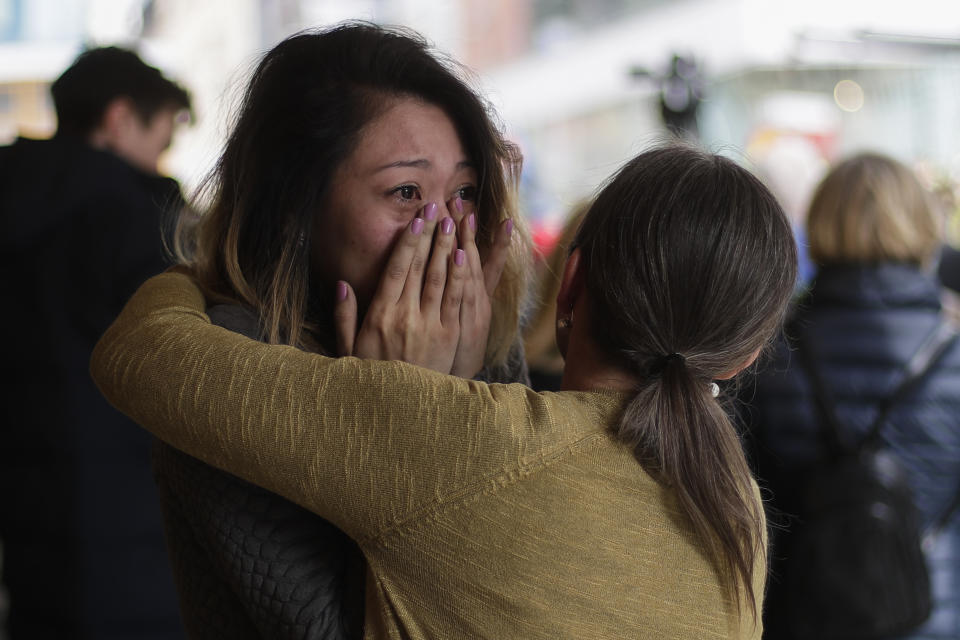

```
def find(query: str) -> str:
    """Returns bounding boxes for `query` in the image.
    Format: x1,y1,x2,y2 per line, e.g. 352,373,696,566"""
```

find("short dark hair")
51,46,191,139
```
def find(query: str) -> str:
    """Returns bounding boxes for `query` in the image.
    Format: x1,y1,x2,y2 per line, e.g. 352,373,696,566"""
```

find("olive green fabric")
90,271,765,640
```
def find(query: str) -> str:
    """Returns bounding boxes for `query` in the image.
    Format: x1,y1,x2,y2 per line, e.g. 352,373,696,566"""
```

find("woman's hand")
449,202,513,378
334,203,467,374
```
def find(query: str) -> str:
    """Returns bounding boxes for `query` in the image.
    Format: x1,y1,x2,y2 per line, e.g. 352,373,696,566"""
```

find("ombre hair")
806,152,940,267
177,22,530,362
573,144,798,620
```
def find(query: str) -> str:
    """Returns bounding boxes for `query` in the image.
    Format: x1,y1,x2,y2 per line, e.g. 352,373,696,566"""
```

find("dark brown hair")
180,22,530,358
573,144,797,616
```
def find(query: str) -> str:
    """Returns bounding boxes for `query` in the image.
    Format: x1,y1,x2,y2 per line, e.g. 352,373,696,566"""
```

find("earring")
557,316,572,329
709,382,720,398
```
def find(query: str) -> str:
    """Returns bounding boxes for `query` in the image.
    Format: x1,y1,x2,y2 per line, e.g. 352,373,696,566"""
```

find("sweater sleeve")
90,271,547,544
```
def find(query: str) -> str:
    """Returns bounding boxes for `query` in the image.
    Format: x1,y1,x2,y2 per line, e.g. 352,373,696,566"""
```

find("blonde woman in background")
742,152,960,640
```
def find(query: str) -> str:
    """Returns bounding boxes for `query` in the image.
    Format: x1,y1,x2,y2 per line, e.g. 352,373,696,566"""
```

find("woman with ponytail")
90,144,797,639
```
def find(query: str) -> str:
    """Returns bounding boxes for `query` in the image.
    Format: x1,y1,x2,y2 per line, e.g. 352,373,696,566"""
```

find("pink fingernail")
454,249,465,266
468,213,476,231
455,197,463,213
441,217,454,234
505,219,514,237
424,202,438,221
336,281,348,302
411,218,424,235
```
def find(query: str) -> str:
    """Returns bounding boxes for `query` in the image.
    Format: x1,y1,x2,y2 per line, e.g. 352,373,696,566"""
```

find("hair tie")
648,352,685,377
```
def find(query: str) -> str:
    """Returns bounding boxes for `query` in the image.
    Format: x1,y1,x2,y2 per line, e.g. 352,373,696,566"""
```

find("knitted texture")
154,303,528,639
91,271,766,639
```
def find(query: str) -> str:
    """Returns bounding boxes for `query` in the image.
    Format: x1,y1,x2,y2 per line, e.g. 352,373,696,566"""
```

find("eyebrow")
373,159,474,173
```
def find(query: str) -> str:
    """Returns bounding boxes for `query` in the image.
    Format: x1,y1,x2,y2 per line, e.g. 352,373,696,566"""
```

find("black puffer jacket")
155,304,530,639
742,263,960,640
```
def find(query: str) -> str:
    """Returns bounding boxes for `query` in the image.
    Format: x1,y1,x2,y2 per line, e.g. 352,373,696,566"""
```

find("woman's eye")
392,185,421,201
457,185,478,202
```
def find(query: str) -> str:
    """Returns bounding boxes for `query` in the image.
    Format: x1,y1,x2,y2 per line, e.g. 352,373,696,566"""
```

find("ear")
555,247,584,358
715,347,762,380
91,97,136,148
556,247,584,314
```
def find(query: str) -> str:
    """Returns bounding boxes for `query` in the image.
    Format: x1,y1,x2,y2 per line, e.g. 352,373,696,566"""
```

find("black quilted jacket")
154,305,530,639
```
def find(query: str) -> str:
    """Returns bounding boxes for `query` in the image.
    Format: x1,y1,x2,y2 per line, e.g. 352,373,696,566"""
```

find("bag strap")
790,322,846,457
794,317,960,545
863,320,959,447
924,482,960,550
791,319,958,457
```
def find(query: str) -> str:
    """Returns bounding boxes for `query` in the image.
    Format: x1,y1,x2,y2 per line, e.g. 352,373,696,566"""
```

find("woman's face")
312,97,478,313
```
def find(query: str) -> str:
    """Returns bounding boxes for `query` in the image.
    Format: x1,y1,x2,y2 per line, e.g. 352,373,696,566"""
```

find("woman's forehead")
347,99,474,175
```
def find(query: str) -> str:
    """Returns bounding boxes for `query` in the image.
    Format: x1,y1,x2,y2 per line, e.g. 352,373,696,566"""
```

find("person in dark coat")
741,152,960,640
0,47,190,639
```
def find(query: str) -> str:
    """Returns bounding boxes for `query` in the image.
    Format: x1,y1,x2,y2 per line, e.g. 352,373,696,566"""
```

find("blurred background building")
2,0,959,251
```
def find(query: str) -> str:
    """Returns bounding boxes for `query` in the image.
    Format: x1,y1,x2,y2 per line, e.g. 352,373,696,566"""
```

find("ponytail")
617,353,764,618
571,144,797,624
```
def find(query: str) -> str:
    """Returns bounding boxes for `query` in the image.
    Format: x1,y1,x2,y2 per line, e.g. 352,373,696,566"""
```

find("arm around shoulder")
89,271,524,541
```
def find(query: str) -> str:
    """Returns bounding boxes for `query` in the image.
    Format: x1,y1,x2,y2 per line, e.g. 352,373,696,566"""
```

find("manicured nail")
441,217,455,234
505,219,514,237
411,217,424,235
424,202,438,221
336,281,348,302
455,197,463,213
468,213,476,231
454,249,465,266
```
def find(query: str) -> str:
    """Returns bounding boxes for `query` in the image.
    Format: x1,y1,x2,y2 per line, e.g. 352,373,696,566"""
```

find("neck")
559,362,638,392
558,305,638,392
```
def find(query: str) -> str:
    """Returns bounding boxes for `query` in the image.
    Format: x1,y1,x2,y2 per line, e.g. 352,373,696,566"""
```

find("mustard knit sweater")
90,272,766,640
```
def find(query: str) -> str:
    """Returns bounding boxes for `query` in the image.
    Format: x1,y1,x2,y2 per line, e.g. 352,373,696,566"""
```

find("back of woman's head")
185,22,528,358
806,152,940,267
574,144,797,619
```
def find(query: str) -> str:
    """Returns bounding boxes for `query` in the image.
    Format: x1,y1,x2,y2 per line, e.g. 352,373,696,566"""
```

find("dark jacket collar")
808,263,942,311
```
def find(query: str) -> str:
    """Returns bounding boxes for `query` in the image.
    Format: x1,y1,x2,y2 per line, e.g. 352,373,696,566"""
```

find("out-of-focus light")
834,80,864,112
